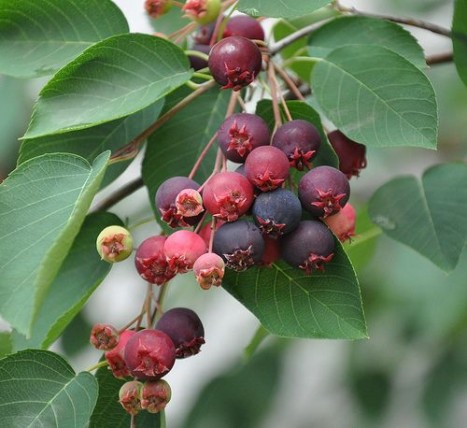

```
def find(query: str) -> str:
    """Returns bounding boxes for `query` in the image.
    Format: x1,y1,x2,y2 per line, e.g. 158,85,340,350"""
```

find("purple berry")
208,36,262,91
281,220,335,274
212,220,265,271
327,130,367,179
156,308,205,358
217,113,270,163
298,166,350,218
223,15,265,41
189,43,211,70
194,22,215,45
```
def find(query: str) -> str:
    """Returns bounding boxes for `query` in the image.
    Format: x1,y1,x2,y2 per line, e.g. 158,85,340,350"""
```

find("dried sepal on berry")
90,323,119,351
141,380,172,413
175,188,204,217
96,225,133,263
193,252,225,289
182,0,220,25
119,380,143,415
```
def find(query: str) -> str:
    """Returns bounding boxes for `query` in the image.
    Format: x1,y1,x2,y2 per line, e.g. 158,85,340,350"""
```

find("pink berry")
202,172,254,221
145,0,172,18
90,323,119,351
119,380,143,415
124,329,176,381
164,230,207,273
324,203,356,242
193,252,225,289
175,188,204,217
141,380,172,413
105,330,136,379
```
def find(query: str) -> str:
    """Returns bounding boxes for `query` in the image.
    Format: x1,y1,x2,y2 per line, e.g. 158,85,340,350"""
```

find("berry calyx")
141,380,172,413
135,235,176,285
217,113,270,163
156,307,205,358
193,252,225,289
90,323,119,351
208,36,262,91
124,329,176,381
183,0,220,25
175,188,204,217
327,130,367,179
105,329,137,379
223,15,265,41
119,381,143,415
145,0,172,18
96,225,133,263
324,202,356,243
163,230,207,273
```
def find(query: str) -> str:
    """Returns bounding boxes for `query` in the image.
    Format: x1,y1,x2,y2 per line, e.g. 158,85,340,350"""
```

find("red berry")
124,329,176,381
244,146,290,191
90,323,119,351
223,15,265,41
105,330,136,379
183,0,220,25
135,235,176,285
145,0,172,18
202,172,254,221
119,380,143,415
208,36,262,91
141,380,172,413
164,230,207,273
193,252,225,289
324,203,356,242
328,130,367,179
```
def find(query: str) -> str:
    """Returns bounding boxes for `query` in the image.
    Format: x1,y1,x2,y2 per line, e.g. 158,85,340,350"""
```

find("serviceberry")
156,307,205,358
119,380,143,415
96,225,133,263
175,188,204,217
124,329,176,381
183,0,220,25
328,130,367,179
194,23,215,45
164,230,207,273
223,15,265,41
208,36,262,91
105,329,136,379
193,252,225,289
324,202,356,243
90,323,119,351
188,43,211,70
260,235,281,267
141,380,172,413
144,0,172,18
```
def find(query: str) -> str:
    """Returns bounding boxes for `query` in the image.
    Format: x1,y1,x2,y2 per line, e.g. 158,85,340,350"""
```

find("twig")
267,61,283,128
269,21,323,55
273,62,305,101
426,51,454,65
93,177,144,212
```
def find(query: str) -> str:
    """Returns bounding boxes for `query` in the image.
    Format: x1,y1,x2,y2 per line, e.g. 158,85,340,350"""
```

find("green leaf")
368,163,467,272
142,85,233,219
19,100,164,189
238,0,331,18
0,350,98,428
312,45,438,148
222,244,367,339
0,0,129,78
255,99,338,169
453,0,467,87
90,366,161,428
24,34,192,139
0,332,12,358
10,212,123,351
309,16,426,70
0,152,109,336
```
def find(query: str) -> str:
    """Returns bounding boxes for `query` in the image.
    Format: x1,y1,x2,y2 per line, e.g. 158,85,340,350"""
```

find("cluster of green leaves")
0,0,467,426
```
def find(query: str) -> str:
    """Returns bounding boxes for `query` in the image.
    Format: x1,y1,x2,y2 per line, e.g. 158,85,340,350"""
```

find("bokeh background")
1,1,467,427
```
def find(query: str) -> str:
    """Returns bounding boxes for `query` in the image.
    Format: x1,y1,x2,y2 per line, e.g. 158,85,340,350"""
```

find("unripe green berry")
183,0,221,25
119,380,143,415
96,225,133,263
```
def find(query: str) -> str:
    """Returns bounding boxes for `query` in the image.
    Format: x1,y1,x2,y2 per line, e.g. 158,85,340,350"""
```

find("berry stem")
119,308,147,334
273,63,305,101
188,132,218,179
172,0,185,8
208,216,217,252
145,283,154,328
169,21,198,43
268,64,293,122
160,409,167,428
85,360,109,372
243,324,269,361
426,51,453,65
151,282,170,326
267,61,283,130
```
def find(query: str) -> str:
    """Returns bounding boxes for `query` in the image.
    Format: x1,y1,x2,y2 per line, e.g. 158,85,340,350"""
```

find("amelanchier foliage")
0,0,466,426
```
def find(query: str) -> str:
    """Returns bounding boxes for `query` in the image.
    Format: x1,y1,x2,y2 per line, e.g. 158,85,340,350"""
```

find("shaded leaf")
368,163,467,272
453,0,467,87
24,34,192,139
223,244,367,339
312,45,438,148
0,152,109,336
10,212,123,351
90,366,160,428
238,0,331,18
0,0,129,78
309,16,426,69
0,350,97,428
0,332,12,358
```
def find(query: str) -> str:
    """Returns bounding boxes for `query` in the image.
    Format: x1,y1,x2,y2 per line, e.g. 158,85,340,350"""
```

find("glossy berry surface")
202,171,254,221
213,220,265,271
96,225,133,263
252,188,302,238
135,235,175,285
124,329,176,381
156,307,205,358
208,36,262,91
281,220,335,274
217,113,270,163
188,43,211,71
164,230,207,273
105,329,136,379
244,146,290,191
223,15,265,41
193,252,225,289
298,165,350,218
155,176,201,228
141,380,172,413
272,119,321,170
328,130,367,179
324,202,356,242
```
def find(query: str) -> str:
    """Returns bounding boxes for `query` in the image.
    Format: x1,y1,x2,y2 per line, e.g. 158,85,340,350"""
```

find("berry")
193,252,225,289
223,15,265,41
324,203,356,243
208,36,262,91
156,307,205,358
188,43,211,70
213,220,265,271
202,171,254,221
183,0,220,25
217,113,270,163
119,381,143,415
105,330,136,379
135,235,176,285
141,380,172,413
298,166,350,218
260,235,281,267
175,188,204,217
327,130,367,179
281,220,335,274
198,219,225,246
252,188,302,238
145,0,172,18
90,323,119,351
155,176,201,228
244,146,290,191
163,230,207,273
272,119,321,170
96,225,133,263
194,23,215,45
124,329,176,381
